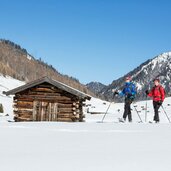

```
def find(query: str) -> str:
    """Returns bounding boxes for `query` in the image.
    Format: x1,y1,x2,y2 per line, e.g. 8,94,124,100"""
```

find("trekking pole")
101,102,112,123
134,105,143,123
145,96,148,122
161,105,171,123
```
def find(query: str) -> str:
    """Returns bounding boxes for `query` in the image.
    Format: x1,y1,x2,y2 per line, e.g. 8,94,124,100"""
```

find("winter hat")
125,76,132,81
153,78,160,82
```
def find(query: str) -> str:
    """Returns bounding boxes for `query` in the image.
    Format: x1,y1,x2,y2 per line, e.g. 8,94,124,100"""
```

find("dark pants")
123,98,133,122
153,101,161,122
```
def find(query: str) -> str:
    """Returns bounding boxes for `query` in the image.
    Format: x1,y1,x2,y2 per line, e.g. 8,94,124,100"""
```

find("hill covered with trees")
0,39,93,95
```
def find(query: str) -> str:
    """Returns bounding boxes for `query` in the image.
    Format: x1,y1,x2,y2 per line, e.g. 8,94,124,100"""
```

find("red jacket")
148,85,165,102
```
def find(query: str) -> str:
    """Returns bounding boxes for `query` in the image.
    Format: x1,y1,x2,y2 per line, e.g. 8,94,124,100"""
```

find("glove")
113,91,119,96
145,90,149,95
158,101,163,105
127,93,133,98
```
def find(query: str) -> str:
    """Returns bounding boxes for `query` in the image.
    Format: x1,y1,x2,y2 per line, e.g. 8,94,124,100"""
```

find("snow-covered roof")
3,76,91,100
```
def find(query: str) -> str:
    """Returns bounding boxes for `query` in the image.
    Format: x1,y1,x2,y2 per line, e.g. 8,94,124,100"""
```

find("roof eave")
3,77,92,100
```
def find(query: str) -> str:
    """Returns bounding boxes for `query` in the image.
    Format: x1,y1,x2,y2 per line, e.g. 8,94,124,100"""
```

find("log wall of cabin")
13,83,85,122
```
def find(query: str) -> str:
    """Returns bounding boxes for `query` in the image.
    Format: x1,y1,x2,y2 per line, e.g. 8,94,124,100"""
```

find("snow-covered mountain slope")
99,52,171,101
0,75,24,121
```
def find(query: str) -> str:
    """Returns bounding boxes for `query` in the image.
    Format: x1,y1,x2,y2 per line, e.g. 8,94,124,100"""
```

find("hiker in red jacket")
145,78,165,123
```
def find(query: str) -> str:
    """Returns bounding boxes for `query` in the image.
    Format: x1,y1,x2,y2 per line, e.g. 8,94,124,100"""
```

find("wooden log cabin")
4,77,91,122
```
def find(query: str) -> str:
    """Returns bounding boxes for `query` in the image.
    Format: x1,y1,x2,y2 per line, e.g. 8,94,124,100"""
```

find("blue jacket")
119,82,136,98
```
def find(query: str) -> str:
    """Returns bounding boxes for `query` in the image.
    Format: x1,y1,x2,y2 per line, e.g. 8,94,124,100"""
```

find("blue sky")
0,0,171,85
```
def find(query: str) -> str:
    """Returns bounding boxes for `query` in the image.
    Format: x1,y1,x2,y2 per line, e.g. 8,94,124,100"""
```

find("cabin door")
33,101,58,121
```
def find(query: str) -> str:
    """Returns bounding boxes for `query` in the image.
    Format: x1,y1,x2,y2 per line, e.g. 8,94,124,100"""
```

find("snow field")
0,122,171,171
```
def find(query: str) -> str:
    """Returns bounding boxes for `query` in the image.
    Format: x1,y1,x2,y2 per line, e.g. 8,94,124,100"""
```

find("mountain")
0,39,94,95
99,52,171,102
86,82,106,97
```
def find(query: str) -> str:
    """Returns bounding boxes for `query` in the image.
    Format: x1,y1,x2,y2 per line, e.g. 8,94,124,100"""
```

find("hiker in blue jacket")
114,76,136,122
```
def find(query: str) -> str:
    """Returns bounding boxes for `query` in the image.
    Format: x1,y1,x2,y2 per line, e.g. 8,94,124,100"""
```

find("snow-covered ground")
0,122,171,171
0,75,171,171
0,75,24,121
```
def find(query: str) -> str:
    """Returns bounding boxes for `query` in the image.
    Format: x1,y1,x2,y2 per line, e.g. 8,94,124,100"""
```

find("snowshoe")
118,118,125,123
